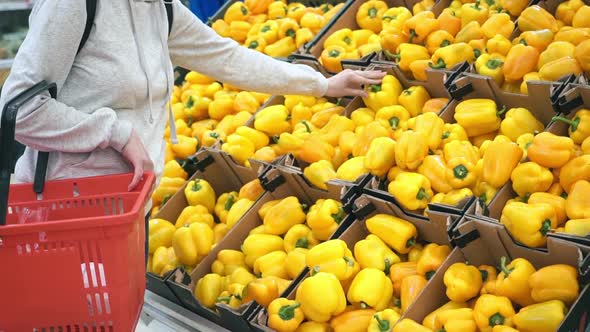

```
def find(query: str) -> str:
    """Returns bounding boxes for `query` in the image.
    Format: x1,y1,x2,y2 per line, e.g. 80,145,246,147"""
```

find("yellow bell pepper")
389,262,418,297
366,214,417,254
347,268,393,311
264,36,298,57
229,21,252,43
454,99,502,137
539,56,583,81
382,7,412,30
351,108,375,128
368,309,401,332
320,45,351,73
498,0,528,15
510,162,553,198
238,178,263,202
526,132,574,169
402,11,439,44
519,5,559,33
300,12,326,35
443,140,479,165
499,107,543,142
356,0,389,33
481,13,513,39
285,248,308,279
242,276,281,308
400,275,427,313
441,123,468,147
324,28,357,52
496,256,536,307
234,126,268,151
425,30,455,54
354,234,401,273
478,265,498,296
295,28,314,48
174,205,214,229
501,202,558,247
295,321,330,332
242,233,284,267
503,43,540,82
400,87,432,119
254,251,288,279
277,18,300,40
226,198,254,228
306,199,345,241
244,0,272,15
362,75,403,111
513,300,567,332
444,263,483,302
224,2,250,23
430,43,475,69
566,180,590,219
163,160,188,180
254,104,291,136
306,239,358,281
388,172,433,211
564,218,590,236
364,137,396,177
267,1,287,19
417,243,451,280
263,196,307,235
409,244,423,262
395,130,429,170
423,301,469,330
148,219,176,254
194,273,224,308
393,318,433,332
445,157,477,189
374,105,409,132
212,19,231,37
529,264,579,305
553,109,590,145
418,155,453,194
211,250,248,277
217,283,245,309
172,222,214,266
434,308,477,332
200,129,225,147
537,41,576,70
295,272,347,323
482,140,523,188
556,0,585,25
171,135,199,159
318,115,355,146
213,223,230,244
476,54,505,86
284,224,319,252
527,191,567,226
487,35,512,56
441,188,473,206
151,246,179,277
268,298,304,332
184,179,216,213
575,39,590,71
473,294,516,332
303,160,337,190
336,156,369,182
387,43,431,73
221,133,256,165
560,155,590,193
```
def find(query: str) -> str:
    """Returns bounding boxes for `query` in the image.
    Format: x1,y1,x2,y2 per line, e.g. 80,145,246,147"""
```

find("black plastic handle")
0,80,57,226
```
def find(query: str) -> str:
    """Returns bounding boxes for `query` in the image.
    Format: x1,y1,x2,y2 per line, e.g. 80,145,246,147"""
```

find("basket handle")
0,80,57,226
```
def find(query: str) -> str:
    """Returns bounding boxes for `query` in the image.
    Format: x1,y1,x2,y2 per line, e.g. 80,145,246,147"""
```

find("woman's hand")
325,70,386,98
121,129,153,191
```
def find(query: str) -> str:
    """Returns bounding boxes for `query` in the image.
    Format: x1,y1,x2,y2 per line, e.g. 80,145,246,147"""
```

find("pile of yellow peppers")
150,70,270,214
496,108,590,245
397,257,580,332
147,178,264,277
211,0,345,58
318,0,590,92
260,213,452,332
192,197,348,311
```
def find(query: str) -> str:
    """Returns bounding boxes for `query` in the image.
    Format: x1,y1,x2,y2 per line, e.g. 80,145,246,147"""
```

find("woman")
0,0,384,189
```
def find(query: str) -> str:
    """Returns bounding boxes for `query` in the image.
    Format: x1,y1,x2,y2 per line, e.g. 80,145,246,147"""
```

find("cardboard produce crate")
164,167,361,331
249,193,464,331
553,76,590,115
147,149,274,306
403,216,590,331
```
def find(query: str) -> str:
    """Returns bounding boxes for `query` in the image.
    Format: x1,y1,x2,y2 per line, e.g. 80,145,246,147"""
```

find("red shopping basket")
0,81,155,331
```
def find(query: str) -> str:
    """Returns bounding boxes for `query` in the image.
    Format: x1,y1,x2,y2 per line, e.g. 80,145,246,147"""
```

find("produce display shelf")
0,1,33,12
143,290,231,332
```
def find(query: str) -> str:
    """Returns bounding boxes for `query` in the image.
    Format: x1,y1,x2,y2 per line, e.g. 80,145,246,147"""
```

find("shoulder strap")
77,0,97,55
165,2,173,36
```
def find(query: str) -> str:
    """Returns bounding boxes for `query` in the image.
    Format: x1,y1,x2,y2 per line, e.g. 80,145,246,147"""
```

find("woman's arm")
0,0,133,154
168,1,333,97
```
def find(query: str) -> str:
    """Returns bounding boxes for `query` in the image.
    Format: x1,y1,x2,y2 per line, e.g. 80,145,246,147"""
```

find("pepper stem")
343,256,355,267
343,36,352,45
440,39,451,47
394,298,401,307
384,50,401,61
552,116,580,132
369,7,378,18
224,194,235,211
441,131,450,139
373,314,391,332
497,105,507,117
519,39,528,46
192,180,202,191
486,59,504,69
161,194,172,206
540,219,552,236
332,207,345,224
248,41,259,49
311,266,320,276
328,49,341,58
360,302,369,309
286,29,296,38
217,296,231,303
429,58,446,69
295,237,309,249
416,188,430,200
389,117,400,129
409,29,417,43
406,237,416,248
489,312,505,326
370,84,383,92
278,303,300,321
301,121,311,133
480,269,489,282
500,256,514,276
453,164,469,180
384,258,392,275
425,270,436,280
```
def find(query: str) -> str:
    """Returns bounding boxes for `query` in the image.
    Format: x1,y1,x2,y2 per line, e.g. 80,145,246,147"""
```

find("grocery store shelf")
143,290,231,332
0,1,33,12
0,59,14,69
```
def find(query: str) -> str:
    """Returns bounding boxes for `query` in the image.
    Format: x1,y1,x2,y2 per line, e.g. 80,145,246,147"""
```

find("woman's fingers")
354,70,386,79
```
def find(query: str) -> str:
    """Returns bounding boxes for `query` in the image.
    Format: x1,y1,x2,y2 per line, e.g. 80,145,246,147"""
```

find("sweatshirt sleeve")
0,0,133,154
167,1,329,97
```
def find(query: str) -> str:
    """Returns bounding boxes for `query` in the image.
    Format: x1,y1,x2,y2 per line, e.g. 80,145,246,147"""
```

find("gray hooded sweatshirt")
0,0,329,184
